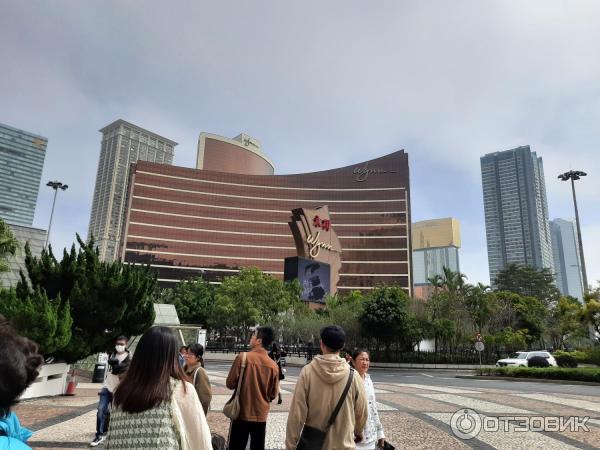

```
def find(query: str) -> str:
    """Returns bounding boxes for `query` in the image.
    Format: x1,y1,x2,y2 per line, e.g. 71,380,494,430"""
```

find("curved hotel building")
119,133,412,294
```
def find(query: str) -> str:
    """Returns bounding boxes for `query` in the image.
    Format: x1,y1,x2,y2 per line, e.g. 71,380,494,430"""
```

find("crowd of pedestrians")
1,315,389,450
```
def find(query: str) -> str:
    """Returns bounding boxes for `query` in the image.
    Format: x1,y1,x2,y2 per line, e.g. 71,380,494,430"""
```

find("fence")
206,343,500,365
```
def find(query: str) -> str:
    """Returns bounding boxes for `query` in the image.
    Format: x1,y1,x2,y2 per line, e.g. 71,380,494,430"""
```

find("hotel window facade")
119,146,412,295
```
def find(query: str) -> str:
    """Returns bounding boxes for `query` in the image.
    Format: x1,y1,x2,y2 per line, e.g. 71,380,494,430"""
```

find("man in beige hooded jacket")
285,326,368,450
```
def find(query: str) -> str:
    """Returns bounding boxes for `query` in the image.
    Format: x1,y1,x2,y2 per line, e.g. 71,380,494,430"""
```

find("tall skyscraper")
88,119,177,261
412,218,461,299
0,123,47,226
481,145,553,285
550,219,583,301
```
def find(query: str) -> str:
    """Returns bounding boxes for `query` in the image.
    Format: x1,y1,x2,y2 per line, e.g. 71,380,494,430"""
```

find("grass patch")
477,367,600,383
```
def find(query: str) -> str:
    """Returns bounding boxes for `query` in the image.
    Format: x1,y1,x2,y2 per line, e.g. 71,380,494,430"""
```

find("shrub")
586,347,600,366
527,356,550,368
477,367,600,383
556,354,578,368
553,350,589,364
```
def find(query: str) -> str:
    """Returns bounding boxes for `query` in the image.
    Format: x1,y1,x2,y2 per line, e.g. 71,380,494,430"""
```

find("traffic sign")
475,341,485,352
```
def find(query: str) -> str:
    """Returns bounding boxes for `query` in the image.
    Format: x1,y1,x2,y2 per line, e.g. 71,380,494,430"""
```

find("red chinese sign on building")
312,215,331,232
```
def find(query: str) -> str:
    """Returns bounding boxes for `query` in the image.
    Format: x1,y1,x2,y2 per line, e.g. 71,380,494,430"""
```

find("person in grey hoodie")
285,326,368,450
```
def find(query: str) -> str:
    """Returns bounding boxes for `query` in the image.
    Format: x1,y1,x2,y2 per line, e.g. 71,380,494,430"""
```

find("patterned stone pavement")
13,363,600,449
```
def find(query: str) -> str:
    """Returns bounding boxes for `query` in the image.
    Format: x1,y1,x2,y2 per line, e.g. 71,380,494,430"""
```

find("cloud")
1,0,598,285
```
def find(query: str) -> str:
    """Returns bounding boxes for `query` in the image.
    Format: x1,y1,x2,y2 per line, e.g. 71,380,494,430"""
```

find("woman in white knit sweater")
353,349,386,450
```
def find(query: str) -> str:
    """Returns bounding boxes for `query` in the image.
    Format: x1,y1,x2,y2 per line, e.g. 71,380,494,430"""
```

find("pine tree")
15,235,156,362
0,287,72,354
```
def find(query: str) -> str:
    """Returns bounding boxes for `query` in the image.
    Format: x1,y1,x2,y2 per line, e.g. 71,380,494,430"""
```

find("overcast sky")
1,1,599,286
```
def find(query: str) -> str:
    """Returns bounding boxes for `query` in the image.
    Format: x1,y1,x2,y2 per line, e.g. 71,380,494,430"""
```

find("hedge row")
553,348,600,365
477,367,600,383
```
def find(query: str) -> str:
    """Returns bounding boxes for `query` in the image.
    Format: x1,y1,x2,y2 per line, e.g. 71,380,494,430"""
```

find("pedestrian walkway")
15,366,600,449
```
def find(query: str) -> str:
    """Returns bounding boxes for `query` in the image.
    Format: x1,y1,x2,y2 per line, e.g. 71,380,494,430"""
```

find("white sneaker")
90,435,106,447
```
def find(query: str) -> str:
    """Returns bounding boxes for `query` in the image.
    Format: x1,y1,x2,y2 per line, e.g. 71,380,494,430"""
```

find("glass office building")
412,218,460,298
550,218,584,301
481,146,553,285
0,123,47,227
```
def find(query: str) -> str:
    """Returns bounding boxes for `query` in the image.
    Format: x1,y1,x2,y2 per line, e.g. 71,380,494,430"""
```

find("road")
16,362,600,449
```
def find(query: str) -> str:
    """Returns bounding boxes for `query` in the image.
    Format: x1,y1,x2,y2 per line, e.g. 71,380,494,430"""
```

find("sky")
1,0,599,286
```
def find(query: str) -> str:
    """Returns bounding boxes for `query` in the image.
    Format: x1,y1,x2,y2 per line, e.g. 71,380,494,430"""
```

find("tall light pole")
45,181,68,248
558,170,588,294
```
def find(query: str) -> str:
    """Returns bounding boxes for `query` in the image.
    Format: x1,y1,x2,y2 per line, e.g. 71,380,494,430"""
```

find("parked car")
496,351,557,367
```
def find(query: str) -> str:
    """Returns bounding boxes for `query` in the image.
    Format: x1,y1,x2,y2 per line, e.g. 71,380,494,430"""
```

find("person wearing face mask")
90,336,130,447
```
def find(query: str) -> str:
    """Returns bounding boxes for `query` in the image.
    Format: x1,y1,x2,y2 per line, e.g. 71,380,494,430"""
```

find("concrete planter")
21,363,70,399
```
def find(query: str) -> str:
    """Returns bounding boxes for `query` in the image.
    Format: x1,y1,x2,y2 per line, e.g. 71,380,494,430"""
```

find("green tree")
427,267,471,350
279,311,327,345
0,218,19,274
547,296,585,350
492,291,547,346
0,287,72,355
324,290,365,349
487,327,528,353
463,283,498,333
360,286,414,351
17,236,156,362
494,263,560,304
582,287,600,341
211,267,294,340
159,277,214,325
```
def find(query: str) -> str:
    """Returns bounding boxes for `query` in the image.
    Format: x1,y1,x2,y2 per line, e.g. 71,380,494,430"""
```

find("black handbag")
379,441,395,450
296,368,354,450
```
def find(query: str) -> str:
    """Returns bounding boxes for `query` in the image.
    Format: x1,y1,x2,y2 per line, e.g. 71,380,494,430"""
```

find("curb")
456,375,600,386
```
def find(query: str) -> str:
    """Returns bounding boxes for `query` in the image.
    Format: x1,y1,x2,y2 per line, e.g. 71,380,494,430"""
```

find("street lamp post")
558,170,588,294
45,181,69,248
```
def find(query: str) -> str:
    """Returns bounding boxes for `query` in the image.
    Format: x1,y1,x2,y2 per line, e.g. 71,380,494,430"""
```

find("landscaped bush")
556,354,578,368
476,367,600,383
585,347,600,366
553,350,591,364
527,355,550,368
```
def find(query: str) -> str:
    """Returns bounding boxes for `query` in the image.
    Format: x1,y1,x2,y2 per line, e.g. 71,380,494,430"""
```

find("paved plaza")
14,362,600,450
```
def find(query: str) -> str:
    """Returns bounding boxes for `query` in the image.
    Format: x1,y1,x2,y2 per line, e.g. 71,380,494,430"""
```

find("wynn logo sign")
287,206,342,298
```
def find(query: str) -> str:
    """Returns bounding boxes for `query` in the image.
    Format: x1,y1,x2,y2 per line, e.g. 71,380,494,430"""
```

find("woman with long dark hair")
352,349,386,450
106,326,212,450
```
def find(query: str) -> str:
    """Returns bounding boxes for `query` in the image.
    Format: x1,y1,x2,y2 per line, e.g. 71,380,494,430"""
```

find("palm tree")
0,219,19,274
464,283,496,333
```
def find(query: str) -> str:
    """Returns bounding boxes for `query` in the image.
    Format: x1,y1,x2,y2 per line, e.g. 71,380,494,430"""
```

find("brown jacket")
184,361,212,415
285,354,368,450
226,347,279,422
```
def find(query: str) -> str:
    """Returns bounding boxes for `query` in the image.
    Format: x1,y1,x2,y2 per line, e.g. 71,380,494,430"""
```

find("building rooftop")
99,119,178,146
412,217,461,250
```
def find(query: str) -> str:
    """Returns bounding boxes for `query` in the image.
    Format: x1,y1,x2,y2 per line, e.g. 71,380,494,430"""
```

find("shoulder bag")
296,368,354,450
223,352,247,420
